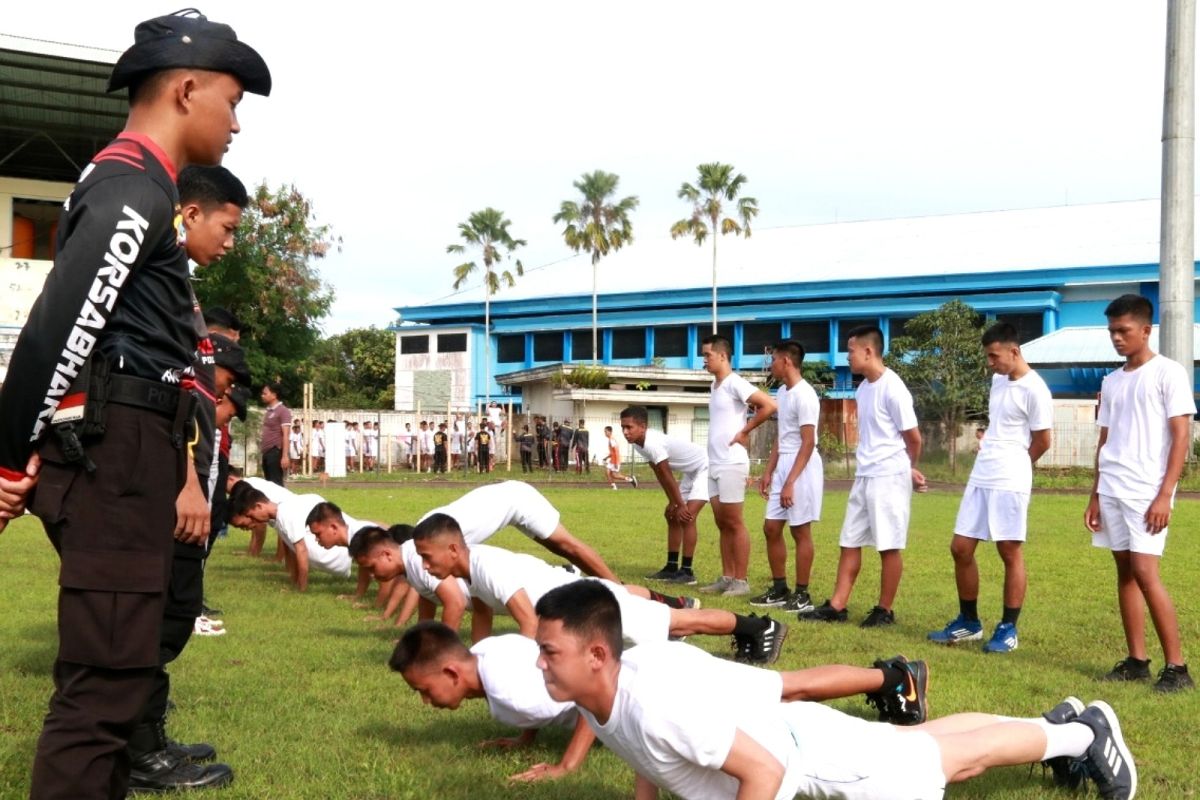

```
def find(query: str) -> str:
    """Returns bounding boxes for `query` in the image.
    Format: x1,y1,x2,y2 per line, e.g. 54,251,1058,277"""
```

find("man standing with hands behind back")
0,10,270,798
260,381,291,485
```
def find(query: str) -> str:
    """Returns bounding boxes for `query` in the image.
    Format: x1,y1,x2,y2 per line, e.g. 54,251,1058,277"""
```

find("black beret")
109,9,271,96
228,385,249,422
203,305,243,332
210,333,252,387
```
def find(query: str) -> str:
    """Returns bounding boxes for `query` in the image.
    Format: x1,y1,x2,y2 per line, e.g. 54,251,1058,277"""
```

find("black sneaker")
860,605,896,628
744,615,788,665
1153,663,1194,693
645,565,679,581
1102,657,1152,682
1041,696,1086,789
749,584,791,608
782,590,815,613
864,655,928,725
630,475,639,488
1075,701,1137,800
666,569,698,586
798,600,848,623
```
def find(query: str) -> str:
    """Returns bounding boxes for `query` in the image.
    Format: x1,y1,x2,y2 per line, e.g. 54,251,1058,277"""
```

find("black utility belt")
108,375,183,418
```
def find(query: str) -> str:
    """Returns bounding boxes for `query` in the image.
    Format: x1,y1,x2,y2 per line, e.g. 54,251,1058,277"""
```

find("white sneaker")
194,616,226,636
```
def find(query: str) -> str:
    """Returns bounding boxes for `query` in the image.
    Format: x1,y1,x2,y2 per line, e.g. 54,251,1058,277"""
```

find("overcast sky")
2,1,1180,331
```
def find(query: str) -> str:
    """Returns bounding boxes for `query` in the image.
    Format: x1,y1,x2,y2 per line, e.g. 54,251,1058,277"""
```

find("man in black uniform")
556,420,575,473
0,11,269,799
476,421,492,473
572,418,590,473
535,416,549,469
433,423,449,473
125,165,252,792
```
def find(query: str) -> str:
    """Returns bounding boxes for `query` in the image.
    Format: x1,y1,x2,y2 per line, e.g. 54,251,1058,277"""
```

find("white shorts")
708,463,749,503
678,468,712,503
840,472,911,550
1092,494,1169,556
954,485,1030,542
780,702,945,800
596,579,671,644
765,450,823,526
498,481,561,541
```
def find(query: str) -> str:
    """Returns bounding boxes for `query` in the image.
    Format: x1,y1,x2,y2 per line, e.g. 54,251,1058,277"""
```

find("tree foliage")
306,326,395,409
554,171,639,363
192,182,337,402
887,300,989,471
670,163,759,333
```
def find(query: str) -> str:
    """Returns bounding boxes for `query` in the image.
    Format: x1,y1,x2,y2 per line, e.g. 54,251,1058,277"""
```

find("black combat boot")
128,718,233,792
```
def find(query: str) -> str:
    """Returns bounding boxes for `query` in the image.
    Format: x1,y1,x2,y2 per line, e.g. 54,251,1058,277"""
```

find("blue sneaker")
982,621,1018,653
927,614,983,645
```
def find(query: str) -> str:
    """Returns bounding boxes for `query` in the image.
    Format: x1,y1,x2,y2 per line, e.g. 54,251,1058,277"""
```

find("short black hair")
204,306,242,333
178,165,249,209
347,524,410,559
700,334,732,357
619,405,648,425
846,325,884,354
389,621,469,674
771,339,805,368
534,581,624,658
411,513,464,543
305,501,344,528
262,381,284,399
227,483,267,519
1104,294,1154,324
981,322,1020,347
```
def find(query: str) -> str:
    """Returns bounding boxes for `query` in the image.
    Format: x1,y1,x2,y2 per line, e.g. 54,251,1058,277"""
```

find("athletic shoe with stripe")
1041,696,1086,789
1076,701,1137,800
865,655,928,725
982,621,1018,653
782,589,815,614
745,615,788,665
927,613,983,644
749,584,791,608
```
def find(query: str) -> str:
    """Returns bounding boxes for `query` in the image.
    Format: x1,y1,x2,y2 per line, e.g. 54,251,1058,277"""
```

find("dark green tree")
306,326,395,409
193,182,337,402
670,163,759,333
887,300,989,472
553,170,639,363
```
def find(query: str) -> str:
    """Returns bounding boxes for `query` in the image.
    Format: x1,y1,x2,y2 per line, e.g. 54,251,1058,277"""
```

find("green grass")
1,486,1197,799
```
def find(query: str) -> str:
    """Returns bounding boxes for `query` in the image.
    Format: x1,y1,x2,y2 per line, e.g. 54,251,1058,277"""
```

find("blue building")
392,198,1200,411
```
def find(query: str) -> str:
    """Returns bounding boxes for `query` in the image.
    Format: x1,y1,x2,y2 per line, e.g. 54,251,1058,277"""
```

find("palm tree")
670,162,759,333
448,208,525,405
553,171,639,363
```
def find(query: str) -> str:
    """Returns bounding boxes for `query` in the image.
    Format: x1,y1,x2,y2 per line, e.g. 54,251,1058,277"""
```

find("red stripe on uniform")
0,466,25,481
94,154,144,171
57,393,86,410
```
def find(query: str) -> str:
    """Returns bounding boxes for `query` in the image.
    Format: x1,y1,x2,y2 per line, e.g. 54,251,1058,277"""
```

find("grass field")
0,484,1197,799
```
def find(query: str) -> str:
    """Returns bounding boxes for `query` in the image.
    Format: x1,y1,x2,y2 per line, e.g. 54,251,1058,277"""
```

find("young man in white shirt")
349,525,470,630
411,515,788,663
305,501,397,611
389,622,931,788
752,340,823,614
535,580,1138,800
929,322,1053,653
620,405,709,585
700,334,778,596
1085,294,1195,692
801,325,925,628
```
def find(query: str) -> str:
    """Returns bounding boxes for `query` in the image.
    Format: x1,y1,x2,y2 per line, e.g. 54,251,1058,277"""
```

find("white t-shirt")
273,494,352,578
467,544,579,613
421,429,435,452
634,429,707,476
969,370,1054,493
245,476,294,504
854,368,918,477
473,635,578,730
313,429,325,457
776,380,820,453
401,539,470,603
1097,354,1197,500
708,372,759,467
289,429,303,460
580,641,793,800
418,481,559,543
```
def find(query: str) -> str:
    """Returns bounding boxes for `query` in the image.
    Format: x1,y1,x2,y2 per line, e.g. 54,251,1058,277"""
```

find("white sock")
1020,718,1095,760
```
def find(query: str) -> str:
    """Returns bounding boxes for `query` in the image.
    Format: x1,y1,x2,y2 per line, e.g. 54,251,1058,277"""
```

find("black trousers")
28,403,184,800
142,543,204,725
520,450,533,472
261,446,284,485
477,445,490,472
434,447,447,472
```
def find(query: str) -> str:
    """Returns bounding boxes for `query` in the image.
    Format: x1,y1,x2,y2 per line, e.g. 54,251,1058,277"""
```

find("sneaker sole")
1088,700,1137,800
748,598,789,608
927,630,983,645
982,639,1018,653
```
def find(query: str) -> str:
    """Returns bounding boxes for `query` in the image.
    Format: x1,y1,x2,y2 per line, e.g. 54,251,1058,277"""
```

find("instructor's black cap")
211,333,252,387
228,385,249,422
108,8,272,96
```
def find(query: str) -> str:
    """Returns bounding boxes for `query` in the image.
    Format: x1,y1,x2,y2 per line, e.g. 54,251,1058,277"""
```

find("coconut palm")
448,208,525,405
670,162,759,333
553,170,639,363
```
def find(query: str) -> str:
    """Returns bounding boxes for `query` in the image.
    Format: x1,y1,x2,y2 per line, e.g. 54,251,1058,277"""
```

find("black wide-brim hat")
228,385,249,422
211,332,253,388
108,8,271,96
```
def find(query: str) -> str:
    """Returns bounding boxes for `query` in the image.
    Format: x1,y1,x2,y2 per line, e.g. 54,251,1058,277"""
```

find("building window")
840,317,879,348
497,334,525,363
888,317,915,338
790,321,830,355
698,324,735,354
572,329,597,361
612,328,646,359
654,326,688,357
533,332,564,362
995,313,1044,343
437,333,467,353
400,335,429,355
742,322,780,355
